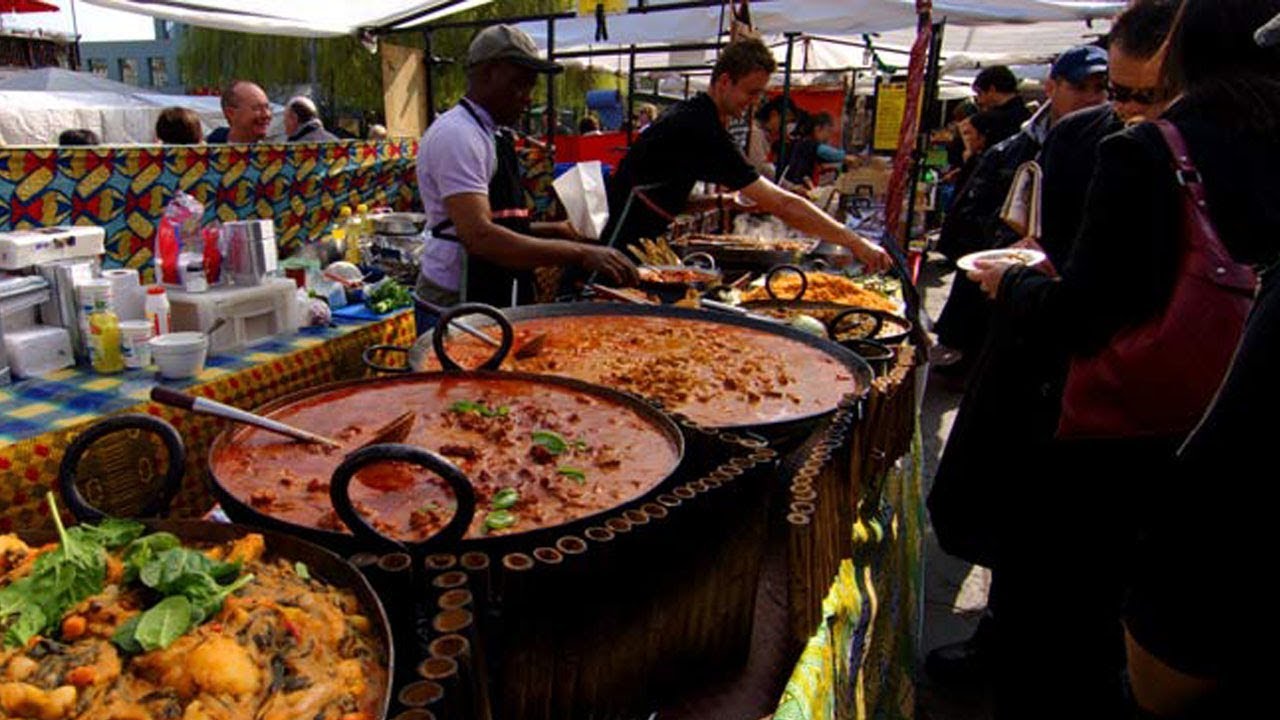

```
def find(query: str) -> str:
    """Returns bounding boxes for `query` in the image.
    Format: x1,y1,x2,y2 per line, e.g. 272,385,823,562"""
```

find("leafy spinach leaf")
122,532,181,582
111,614,144,654
139,548,239,593
133,596,193,652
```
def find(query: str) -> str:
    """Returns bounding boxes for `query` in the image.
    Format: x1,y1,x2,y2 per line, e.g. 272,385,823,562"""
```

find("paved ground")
914,257,993,720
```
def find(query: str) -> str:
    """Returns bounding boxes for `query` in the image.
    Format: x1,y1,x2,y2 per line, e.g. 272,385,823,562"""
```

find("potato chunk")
188,637,260,696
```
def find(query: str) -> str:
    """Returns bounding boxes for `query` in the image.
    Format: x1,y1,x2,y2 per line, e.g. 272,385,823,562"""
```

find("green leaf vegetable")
484,510,517,532
365,279,414,315
450,400,510,418
294,562,311,580
531,429,568,455
0,494,141,647
491,488,519,510
557,467,587,485
0,493,256,653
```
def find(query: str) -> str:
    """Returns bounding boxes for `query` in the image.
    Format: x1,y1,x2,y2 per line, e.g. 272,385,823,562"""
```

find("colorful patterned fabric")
0,311,415,532
775,424,924,720
0,141,420,279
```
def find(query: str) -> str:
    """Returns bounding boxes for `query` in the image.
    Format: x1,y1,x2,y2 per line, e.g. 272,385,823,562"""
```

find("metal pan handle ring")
329,443,477,556
362,344,413,375
432,303,514,372
58,413,185,522
828,307,885,341
765,264,808,303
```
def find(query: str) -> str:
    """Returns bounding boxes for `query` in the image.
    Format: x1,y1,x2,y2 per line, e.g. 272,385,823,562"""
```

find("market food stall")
0,2,1126,718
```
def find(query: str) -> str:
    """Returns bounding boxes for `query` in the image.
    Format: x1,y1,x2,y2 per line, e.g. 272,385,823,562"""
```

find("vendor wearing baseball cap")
415,24,637,313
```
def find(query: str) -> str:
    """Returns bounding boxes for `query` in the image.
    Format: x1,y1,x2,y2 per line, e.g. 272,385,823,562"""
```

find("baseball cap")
1050,45,1109,83
467,24,563,74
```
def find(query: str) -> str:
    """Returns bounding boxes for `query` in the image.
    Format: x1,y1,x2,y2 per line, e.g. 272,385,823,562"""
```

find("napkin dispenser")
224,220,278,286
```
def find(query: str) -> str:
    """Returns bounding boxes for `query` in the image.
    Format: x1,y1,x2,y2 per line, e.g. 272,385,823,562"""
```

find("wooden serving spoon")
149,387,414,451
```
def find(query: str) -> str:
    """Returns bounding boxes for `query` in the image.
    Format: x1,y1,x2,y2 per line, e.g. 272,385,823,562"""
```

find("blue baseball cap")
1050,45,1109,83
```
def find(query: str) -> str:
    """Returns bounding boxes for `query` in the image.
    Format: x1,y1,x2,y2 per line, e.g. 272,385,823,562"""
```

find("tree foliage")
177,0,623,123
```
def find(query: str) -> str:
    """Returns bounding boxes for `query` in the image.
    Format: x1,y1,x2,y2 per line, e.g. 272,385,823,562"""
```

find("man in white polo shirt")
415,24,637,309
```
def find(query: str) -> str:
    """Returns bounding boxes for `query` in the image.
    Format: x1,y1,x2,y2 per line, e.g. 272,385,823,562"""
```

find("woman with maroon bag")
966,0,1280,715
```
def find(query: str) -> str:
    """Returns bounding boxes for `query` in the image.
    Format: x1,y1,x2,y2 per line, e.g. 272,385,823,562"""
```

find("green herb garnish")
450,400,510,418
484,510,517,531
294,562,311,580
531,429,569,455
0,494,143,648
557,467,587,485
491,488,519,510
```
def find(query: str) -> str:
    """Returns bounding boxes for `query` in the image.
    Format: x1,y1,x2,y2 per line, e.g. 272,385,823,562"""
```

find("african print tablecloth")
0,311,415,532
775,426,924,720
0,140,420,275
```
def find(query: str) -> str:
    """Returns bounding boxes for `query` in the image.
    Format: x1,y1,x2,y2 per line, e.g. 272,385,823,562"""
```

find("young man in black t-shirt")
604,38,890,272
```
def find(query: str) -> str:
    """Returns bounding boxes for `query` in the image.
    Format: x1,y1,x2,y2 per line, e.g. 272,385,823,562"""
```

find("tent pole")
775,32,797,183
547,18,557,152
627,44,637,147
904,20,945,244
424,29,436,126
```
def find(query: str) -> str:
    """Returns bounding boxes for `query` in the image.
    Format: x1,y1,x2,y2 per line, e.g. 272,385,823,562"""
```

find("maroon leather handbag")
1057,120,1258,440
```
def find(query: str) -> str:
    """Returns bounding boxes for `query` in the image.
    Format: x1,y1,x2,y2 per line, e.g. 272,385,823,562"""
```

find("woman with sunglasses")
965,0,1280,716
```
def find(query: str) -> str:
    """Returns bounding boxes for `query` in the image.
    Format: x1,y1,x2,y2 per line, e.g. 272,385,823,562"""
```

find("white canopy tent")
0,69,285,144
519,1,1120,50
82,0,494,38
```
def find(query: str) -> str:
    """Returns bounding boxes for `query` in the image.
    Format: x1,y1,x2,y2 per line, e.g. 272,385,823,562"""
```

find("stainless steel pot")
373,212,427,236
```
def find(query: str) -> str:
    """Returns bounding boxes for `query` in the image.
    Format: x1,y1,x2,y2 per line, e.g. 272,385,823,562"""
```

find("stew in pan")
435,315,860,427
211,377,681,541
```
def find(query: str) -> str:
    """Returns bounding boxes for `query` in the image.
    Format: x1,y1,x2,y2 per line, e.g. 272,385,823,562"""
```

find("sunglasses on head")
1107,81,1165,105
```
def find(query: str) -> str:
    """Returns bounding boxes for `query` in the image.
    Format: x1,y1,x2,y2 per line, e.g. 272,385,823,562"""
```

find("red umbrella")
1,0,61,13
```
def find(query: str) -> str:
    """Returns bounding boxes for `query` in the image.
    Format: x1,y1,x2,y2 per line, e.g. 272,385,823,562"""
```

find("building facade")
80,20,184,95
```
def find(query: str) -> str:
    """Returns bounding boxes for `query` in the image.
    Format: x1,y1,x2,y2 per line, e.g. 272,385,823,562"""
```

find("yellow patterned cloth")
775,425,924,720
0,312,414,532
0,141,420,277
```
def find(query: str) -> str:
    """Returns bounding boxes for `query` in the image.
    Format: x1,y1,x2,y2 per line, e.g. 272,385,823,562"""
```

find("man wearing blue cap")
933,44,1109,375
926,43,1109,685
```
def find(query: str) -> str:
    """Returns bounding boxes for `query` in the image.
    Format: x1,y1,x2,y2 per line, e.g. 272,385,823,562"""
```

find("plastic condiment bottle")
332,206,352,250
144,285,171,336
86,292,124,374
343,204,363,263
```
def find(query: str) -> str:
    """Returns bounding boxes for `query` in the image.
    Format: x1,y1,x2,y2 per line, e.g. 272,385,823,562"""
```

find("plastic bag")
155,191,205,285
553,161,609,240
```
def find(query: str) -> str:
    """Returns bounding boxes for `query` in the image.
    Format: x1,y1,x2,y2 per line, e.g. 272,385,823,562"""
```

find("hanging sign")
872,81,909,152
577,0,627,15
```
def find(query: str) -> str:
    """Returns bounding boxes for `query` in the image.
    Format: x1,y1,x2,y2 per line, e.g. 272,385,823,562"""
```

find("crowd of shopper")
927,0,1280,717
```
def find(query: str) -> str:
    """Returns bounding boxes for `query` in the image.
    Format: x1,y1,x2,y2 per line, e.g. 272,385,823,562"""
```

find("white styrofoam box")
0,276,50,331
0,226,106,269
3,325,75,379
167,277,299,354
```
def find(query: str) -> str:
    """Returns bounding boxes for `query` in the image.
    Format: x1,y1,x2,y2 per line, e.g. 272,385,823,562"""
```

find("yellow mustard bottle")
87,296,124,374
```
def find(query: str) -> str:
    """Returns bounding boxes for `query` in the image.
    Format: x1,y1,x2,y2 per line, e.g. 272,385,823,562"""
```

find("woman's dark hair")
155,107,203,144
973,66,1018,94
1108,0,1180,60
1160,0,1280,134
812,112,834,129
578,115,600,133
967,112,999,142
58,129,99,146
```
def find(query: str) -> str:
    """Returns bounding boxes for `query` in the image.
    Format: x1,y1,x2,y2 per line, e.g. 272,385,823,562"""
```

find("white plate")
956,248,1047,273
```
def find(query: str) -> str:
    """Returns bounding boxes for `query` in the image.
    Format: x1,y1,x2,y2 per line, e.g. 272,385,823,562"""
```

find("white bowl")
150,332,209,379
